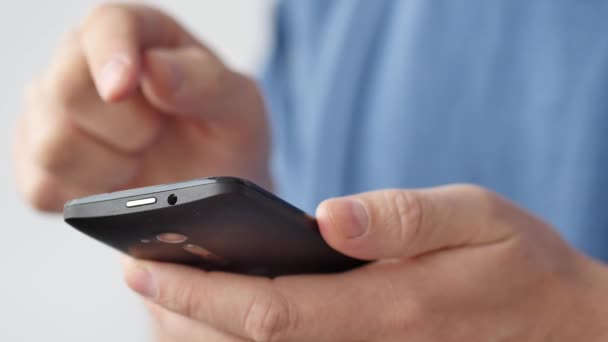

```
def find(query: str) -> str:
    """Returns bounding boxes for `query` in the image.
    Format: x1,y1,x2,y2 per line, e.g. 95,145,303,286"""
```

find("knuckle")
386,295,427,334
17,110,82,211
45,30,89,110
171,47,226,100
144,302,189,342
384,190,425,247
20,174,62,212
171,46,226,99
244,290,294,342
117,115,163,153
144,300,161,316
44,66,86,112
197,54,225,97
32,122,75,177
157,279,203,320
145,302,171,331
455,183,492,198
454,183,504,214
380,278,428,335
449,184,519,239
47,77,82,111
25,79,77,121
181,284,204,320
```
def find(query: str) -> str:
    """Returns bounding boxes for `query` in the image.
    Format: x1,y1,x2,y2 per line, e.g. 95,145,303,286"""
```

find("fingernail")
337,199,369,239
124,259,157,299
98,55,130,100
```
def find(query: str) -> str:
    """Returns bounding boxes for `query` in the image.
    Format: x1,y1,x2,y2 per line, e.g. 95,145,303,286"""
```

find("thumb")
140,46,239,120
316,184,528,260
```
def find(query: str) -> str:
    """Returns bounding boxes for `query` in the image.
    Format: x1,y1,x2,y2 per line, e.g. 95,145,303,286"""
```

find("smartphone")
64,176,366,277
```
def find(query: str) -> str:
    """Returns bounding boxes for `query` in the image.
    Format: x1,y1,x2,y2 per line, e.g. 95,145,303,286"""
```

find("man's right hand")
14,3,271,212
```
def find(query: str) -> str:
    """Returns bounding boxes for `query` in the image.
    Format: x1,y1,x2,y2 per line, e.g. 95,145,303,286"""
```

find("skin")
14,4,608,341
14,4,271,212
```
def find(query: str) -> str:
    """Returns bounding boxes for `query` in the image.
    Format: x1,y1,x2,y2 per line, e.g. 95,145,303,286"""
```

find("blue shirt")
260,0,608,262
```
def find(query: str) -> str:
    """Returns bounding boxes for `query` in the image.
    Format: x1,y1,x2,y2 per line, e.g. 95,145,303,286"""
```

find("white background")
0,1,272,340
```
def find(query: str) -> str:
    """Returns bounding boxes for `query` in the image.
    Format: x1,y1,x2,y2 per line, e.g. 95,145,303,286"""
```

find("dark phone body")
64,177,365,277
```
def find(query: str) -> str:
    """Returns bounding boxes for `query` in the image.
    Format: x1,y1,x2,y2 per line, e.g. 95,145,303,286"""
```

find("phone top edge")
63,176,250,209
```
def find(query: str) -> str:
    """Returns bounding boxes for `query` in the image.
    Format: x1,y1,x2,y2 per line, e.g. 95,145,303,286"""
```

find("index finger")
80,4,194,101
123,259,389,342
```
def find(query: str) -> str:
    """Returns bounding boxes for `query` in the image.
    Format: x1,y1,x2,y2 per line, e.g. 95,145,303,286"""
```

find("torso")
261,0,608,261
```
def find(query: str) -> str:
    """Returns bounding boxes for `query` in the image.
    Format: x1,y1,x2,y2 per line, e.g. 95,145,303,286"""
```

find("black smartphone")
64,176,365,277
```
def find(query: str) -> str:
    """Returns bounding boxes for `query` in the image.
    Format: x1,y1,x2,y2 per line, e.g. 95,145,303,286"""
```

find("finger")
80,4,194,101
13,117,89,211
124,259,281,341
68,90,163,153
140,46,235,120
46,30,162,153
123,259,391,342
19,87,139,198
316,184,536,260
145,301,249,342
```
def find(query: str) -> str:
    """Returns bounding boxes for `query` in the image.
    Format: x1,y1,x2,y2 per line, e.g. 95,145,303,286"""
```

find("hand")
14,3,270,212
123,184,608,341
